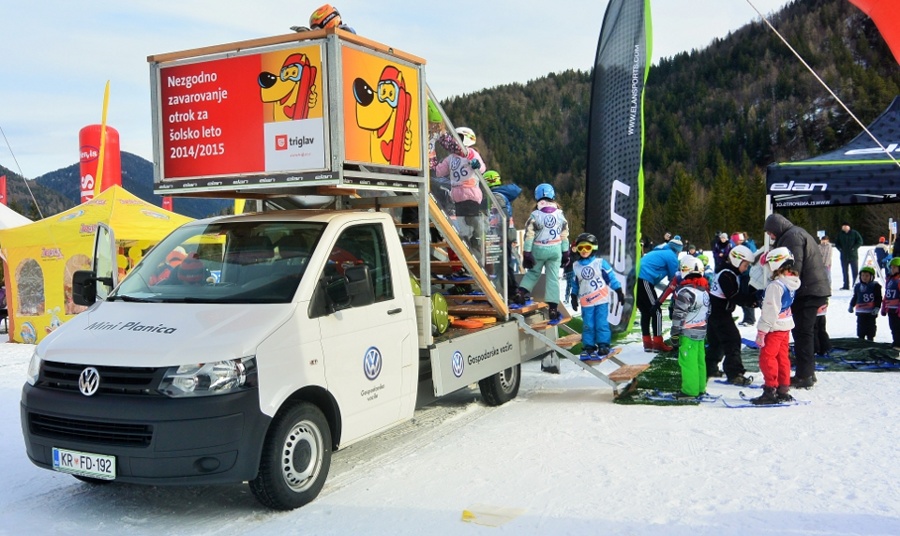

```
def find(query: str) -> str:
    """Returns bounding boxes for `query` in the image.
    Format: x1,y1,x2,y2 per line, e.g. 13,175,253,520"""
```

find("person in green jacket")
835,222,863,290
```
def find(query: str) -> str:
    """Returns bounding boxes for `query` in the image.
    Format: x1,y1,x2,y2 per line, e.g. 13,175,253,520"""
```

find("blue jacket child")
569,232,624,359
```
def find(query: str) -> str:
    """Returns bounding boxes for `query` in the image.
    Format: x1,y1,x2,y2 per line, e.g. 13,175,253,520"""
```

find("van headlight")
26,352,41,386
158,356,257,397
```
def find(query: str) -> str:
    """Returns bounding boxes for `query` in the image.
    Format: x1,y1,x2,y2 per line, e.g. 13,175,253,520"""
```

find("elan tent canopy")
767,96,900,209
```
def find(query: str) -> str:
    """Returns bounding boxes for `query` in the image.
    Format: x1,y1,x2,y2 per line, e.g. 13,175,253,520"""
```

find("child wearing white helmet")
431,126,486,248
670,256,711,398
751,247,801,405
706,245,757,385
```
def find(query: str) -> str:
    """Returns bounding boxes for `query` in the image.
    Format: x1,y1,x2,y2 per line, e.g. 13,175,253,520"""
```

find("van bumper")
20,384,271,485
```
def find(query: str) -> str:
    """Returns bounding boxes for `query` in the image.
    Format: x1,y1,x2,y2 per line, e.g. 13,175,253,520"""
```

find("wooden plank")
528,316,572,331
442,294,491,301
554,333,582,349
608,364,650,383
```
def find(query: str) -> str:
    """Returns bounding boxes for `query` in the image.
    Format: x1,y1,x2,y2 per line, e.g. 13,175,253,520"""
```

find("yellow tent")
0,185,194,343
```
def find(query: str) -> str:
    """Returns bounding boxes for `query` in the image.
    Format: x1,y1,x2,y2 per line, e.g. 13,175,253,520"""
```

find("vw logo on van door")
79,367,101,396
363,347,383,380
451,350,465,378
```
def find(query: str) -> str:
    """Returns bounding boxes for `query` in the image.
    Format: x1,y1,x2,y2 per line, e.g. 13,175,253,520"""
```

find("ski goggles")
377,80,400,108
575,243,597,253
280,63,304,83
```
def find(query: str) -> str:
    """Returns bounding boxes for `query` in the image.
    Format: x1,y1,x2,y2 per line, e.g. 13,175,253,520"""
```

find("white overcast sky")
1,0,801,178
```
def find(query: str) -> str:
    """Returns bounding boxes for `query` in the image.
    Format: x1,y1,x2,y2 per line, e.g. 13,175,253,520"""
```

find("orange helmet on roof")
310,4,341,29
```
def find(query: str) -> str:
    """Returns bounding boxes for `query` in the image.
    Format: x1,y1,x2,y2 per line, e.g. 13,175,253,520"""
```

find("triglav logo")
451,350,465,378
363,346,382,380
275,134,288,151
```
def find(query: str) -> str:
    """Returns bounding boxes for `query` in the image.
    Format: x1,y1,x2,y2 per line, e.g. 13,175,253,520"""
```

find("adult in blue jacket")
637,239,682,351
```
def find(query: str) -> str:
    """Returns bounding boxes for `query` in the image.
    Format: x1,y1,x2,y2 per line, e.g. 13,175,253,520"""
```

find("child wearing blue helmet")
516,183,569,324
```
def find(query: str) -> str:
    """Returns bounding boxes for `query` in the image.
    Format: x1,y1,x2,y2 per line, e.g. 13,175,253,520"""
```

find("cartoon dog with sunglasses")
258,53,318,121
352,65,412,166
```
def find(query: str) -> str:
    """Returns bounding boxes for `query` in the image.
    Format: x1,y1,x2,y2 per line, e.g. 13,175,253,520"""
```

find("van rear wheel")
249,402,332,510
478,364,520,406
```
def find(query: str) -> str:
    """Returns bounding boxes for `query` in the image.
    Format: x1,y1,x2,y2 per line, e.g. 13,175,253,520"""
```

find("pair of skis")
641,389,809,408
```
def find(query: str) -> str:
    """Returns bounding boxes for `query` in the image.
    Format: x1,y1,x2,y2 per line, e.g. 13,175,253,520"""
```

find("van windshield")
112,220,325,304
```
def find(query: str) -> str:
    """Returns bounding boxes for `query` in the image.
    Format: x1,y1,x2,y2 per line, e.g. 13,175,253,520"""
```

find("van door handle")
387,308,402,315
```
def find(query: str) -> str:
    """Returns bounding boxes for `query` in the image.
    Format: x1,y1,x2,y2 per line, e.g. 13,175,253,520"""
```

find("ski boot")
750,386,779,405
547,303,562,325
726,374,753,386
596,345,611,357
579,346,598,361
790,375,816,389
776,385,794,403
511,287,530,306
642,335,654,352
651,336,673,352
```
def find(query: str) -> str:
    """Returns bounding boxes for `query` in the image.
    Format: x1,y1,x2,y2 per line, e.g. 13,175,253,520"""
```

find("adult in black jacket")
707,245,757,385
764,213,832,388
835,222,863,290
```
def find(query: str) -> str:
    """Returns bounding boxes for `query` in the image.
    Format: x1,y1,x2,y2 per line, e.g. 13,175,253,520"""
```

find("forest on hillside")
441,0,900,248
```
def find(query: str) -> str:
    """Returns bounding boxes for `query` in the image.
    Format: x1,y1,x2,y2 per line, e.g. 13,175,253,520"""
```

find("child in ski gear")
484,170,523,299
752,247,801,405
850,266,882,342
712,232,733,272
431,127,486,253
670,256,710,397
814,300,831,357
881,257,900,349
818,235,833,286
875,236,891,276
637,238,682,352
569,233,624,359
517,183,569,323
707,245,757,385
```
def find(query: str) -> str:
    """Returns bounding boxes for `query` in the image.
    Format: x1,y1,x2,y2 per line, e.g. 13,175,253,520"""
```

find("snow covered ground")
2,247,899,535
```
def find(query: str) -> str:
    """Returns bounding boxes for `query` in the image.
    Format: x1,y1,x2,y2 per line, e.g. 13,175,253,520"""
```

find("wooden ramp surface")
608,364,651,383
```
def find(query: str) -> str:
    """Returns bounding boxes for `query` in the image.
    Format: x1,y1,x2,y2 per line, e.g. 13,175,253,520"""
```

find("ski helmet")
891,257,900,268
455,127,476,147
535,183,555,201
860,266,876,277
729,245,754,268
309,4,342,29
574,232,598,253
765,246,794,272
681,256,704,276
697,253,710,267
483,170,501,187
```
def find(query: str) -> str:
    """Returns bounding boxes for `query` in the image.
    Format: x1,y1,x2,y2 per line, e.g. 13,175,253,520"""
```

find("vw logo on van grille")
363,347,382,380
78,367,101,396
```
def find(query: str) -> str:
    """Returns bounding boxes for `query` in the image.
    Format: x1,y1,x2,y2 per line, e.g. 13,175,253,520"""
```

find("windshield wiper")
110,295,156,303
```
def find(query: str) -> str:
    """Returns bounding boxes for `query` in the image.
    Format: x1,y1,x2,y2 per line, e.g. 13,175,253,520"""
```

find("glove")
755,331,766,348
570,294,579,312
650,301,662,315
560,251,571,270
882,307,887,316
615,288,625,304
848,305,854,314
872,309,879,316
523,251,535,269
469,159,481,170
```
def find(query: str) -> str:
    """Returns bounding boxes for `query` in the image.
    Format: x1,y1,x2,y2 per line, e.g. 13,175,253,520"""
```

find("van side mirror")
321,264,375,313
344,264,374,307
72,270,97,306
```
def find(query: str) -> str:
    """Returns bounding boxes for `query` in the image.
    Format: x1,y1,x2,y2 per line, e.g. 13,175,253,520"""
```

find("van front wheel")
249,402,332,510
478,364,521,406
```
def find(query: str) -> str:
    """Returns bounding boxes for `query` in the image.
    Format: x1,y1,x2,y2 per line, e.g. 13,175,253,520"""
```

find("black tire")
72,474,113,485
478,364,521,406
249,402,332,510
